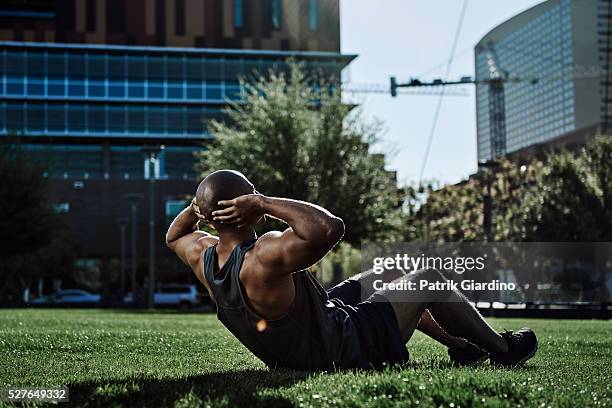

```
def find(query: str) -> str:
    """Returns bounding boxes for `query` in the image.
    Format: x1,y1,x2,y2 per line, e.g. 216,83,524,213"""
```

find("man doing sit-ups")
166,170,537,370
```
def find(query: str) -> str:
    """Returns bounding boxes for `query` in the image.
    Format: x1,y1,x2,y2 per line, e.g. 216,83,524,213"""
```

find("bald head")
195,170,255,221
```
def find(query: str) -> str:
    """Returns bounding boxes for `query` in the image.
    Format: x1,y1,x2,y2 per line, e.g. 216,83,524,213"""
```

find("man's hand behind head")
191,197,207,222
212,193,266,228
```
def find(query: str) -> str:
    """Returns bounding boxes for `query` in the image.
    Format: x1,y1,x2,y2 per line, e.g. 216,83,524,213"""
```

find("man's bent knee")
410,268,448,283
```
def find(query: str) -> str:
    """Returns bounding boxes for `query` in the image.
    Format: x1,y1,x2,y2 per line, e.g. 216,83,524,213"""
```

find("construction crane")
343,82,469,97
389,43,544,160
389,41,608,156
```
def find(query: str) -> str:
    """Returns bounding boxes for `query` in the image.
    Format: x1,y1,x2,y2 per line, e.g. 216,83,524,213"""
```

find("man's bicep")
255,229,326,274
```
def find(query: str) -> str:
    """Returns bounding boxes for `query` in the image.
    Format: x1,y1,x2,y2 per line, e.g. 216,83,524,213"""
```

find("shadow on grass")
103,308,217,315
68,368,310,407
66,358,539,406
407,359,540,371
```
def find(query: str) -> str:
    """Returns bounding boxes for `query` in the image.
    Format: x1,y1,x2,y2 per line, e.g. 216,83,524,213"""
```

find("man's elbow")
324,216,345,244
165,233,176,252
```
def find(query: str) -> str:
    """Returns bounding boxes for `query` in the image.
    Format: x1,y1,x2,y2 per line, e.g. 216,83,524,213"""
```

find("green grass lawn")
0,309,610,407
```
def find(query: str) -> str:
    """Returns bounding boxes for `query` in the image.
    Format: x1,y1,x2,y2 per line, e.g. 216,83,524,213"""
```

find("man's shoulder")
198,234,219,248
245,231,284,270
256,230,283,242
252,230,285,255
189,233,218,264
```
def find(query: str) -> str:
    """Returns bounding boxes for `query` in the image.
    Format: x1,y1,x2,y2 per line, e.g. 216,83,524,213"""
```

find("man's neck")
216,227,257,253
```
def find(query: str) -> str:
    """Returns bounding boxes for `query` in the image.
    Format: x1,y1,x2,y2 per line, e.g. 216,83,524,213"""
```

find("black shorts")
327,279,410,369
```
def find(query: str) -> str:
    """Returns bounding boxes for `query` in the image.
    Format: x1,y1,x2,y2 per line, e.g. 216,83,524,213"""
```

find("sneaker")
448,341,488,366
490,327,538,367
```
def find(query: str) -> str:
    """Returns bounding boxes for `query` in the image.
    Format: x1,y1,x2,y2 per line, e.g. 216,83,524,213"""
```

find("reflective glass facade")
598,0,612,130
475,0,577,162
22,143,205,180
1,43,345,139
0,42,351,179
2,102,222,138
0,0,351,267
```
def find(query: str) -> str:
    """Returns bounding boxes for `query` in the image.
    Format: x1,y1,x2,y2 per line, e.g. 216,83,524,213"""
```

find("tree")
402,139,612,300
197,63,403,245
0,137,73,303
515,136,612,241
404,135,612,243
0,137,56,256
403,158,538,242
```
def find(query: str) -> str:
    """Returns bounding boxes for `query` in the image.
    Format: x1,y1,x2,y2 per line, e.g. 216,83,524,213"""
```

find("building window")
75,259,101,278
5,103,24,132
127,106,146,133
24,144,104,179
27,104,46,131
107,106,126,133
175,0,185,36
0,1,56,19
309,0,318,31
47,53,65,78
185,107,205,133
110,146,143,179
147,106,166,134
86,0,97,32
88,105,106,132
53,203,70,213
68,104,87,131
234,0,243,28
272,0,281,30
166,199,187,225
47,104,66,131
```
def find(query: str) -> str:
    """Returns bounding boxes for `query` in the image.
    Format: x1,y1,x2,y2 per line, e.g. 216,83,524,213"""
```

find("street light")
116,217,129,301
477,160,500,242
142,144,165,309
476,160,500,304
124,193,143,305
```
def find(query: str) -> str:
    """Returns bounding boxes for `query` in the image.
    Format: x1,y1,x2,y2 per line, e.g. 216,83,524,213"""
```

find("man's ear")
194,211,214,230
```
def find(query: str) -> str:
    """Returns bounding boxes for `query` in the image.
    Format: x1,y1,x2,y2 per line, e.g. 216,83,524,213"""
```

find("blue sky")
340,0,543,185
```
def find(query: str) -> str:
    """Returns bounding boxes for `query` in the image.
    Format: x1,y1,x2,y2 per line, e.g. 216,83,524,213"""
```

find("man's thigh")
327,278,363,305
373,268,450,342
368,291,425,344
328,268,405,306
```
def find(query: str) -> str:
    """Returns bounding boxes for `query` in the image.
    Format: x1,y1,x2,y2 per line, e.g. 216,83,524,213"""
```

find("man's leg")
327,268,403,306
417,309,467,349
348,268,402,297
343,269,467,349
374,268,508,354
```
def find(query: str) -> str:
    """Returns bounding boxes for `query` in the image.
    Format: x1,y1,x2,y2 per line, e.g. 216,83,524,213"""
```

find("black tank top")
202,238,363,370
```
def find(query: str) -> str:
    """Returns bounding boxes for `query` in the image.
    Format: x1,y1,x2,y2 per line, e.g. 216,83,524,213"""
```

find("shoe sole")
514,340,538,367
451,353,489,366
490,339,538,368
474,354,490,365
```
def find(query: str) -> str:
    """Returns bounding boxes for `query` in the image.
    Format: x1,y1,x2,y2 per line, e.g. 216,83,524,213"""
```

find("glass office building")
1,41,352,179
475,0,608,162
0,0,355,278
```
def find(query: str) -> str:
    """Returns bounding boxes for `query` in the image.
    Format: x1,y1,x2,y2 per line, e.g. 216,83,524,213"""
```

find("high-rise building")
0,0,355,286
475,0,610,162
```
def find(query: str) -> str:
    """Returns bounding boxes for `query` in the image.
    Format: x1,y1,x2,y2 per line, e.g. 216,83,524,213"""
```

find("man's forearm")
165,205,199,245
260,196,344,244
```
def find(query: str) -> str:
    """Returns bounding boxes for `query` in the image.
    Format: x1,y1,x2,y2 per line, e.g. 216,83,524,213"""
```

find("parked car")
124,284,203,309
30,289,101,307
